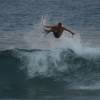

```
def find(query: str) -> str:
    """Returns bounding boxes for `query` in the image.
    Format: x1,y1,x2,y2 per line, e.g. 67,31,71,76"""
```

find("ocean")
0,0,100,100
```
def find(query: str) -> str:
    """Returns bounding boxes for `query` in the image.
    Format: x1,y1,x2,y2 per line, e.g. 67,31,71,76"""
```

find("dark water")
0,0,100,99
0,48,100,100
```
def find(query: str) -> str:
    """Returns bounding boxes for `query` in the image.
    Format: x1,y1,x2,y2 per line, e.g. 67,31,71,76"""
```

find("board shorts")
53,32,62,38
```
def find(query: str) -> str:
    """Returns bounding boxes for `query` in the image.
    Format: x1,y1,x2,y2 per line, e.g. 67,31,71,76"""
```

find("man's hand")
72,32,75,35
71,32,75,38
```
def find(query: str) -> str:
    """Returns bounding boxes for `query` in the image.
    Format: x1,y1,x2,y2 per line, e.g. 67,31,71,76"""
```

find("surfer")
44,22,75,38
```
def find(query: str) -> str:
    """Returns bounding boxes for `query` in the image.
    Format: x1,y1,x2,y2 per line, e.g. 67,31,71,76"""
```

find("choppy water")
0,0,100,100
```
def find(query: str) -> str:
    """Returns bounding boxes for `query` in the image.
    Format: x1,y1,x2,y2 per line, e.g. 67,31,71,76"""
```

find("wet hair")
58,22,62,26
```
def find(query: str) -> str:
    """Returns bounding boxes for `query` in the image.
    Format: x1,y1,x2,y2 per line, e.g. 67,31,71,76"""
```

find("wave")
0,48,100,89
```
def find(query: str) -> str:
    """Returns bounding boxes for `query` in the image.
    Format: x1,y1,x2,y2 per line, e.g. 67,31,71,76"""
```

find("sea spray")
23,16,82,50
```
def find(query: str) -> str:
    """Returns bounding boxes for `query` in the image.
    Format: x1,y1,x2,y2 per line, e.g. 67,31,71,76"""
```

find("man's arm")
44,25,53,28
63,27,75,35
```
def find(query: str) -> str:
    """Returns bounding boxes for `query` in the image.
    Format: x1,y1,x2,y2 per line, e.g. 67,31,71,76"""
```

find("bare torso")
51,26,64,38
52,26,64,33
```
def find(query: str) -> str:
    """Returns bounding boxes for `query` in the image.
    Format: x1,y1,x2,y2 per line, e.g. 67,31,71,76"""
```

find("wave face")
0,48,100,98
0,50,27,98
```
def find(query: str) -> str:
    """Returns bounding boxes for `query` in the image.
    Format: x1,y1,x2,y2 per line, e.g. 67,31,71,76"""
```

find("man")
44,22,75,38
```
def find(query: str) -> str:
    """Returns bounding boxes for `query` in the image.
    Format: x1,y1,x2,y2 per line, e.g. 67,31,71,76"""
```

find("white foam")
21,49,68,78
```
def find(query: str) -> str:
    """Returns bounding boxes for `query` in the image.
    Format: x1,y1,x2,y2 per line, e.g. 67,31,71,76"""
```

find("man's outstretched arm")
64,27,75,35
44,25,54,28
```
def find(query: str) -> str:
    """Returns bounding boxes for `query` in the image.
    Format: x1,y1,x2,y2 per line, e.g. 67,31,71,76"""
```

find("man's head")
58,22,62,27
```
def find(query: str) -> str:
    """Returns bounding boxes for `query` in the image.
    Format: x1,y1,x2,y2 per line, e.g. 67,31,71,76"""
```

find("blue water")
0,0,100,100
